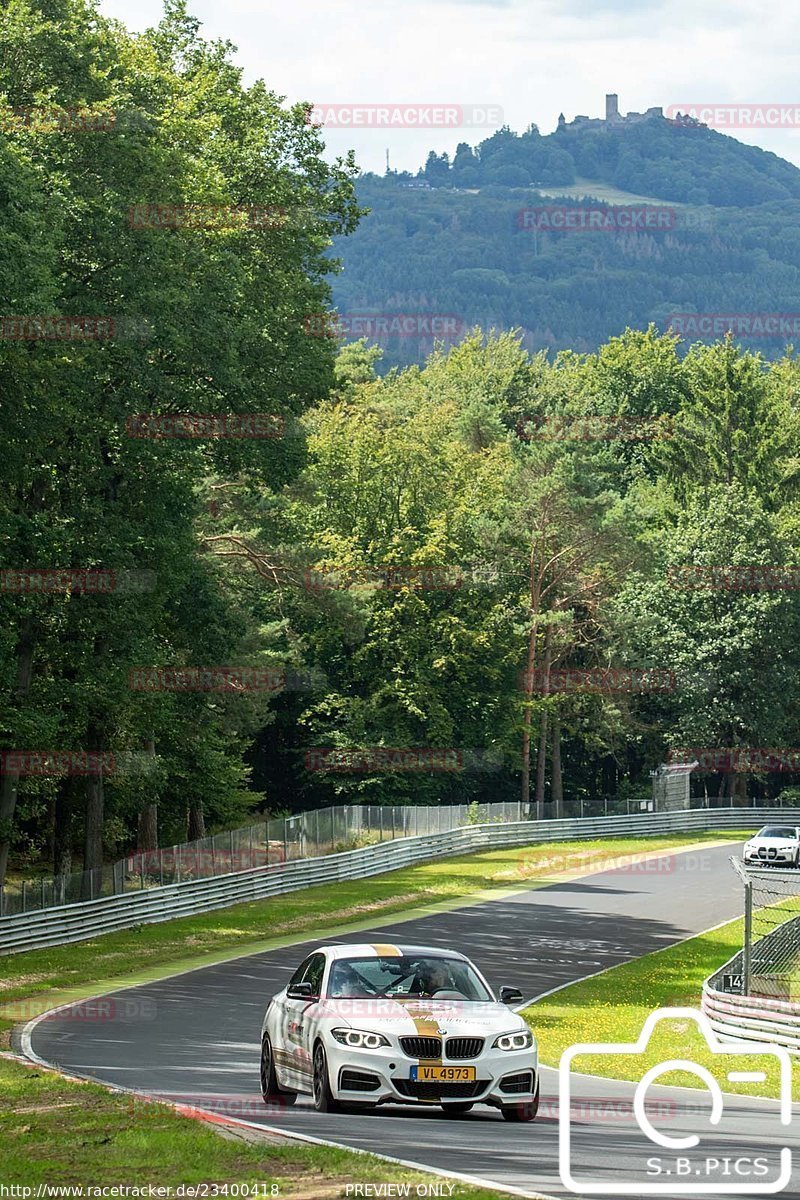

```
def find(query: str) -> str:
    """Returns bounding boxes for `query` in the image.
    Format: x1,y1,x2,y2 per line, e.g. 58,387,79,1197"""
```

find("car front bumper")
325,1040,538,1107
744,847,797,865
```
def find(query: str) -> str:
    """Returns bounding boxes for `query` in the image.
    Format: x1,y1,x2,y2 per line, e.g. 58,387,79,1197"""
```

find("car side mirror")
287,981,316,1000
499,986,524,1005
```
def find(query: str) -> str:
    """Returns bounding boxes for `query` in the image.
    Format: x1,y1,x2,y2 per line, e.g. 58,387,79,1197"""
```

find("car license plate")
410,1065,476,1082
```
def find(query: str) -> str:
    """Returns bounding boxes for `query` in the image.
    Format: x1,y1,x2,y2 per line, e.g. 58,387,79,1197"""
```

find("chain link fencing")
0,800,524,917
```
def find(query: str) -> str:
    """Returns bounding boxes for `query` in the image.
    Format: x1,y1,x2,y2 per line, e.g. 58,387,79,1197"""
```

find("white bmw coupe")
260,942,539,1120
743,825,800,867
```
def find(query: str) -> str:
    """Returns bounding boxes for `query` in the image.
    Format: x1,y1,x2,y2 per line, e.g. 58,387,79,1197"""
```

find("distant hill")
408,116,800,206
330,117,800,370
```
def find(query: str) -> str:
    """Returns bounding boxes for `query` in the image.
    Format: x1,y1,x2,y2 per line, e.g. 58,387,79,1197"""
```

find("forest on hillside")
331,177,800,371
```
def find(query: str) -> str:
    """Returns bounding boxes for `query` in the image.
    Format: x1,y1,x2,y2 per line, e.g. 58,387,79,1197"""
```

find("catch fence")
0,801,524,917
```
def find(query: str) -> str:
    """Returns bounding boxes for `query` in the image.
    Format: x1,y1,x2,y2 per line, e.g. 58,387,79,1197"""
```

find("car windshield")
757,827,798,839
326,955,493,1001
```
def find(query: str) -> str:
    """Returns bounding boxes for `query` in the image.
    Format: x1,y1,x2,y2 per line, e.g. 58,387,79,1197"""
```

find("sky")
100,0,800,175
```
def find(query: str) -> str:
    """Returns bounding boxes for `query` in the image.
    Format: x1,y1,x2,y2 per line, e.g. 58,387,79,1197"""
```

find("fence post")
159,848,164,887
176,843,182,884
22,880,27,914
743,877,753,996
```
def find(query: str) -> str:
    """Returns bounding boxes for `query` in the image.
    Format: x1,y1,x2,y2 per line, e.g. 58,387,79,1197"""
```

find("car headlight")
331,1027,390,1049
493,1029,533,1051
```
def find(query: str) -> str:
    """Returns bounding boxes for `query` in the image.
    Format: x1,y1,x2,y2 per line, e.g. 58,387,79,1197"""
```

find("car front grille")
394,1079,486,1101
445,1037,484,1059
400,1036,442,1058
499,1071,535,1094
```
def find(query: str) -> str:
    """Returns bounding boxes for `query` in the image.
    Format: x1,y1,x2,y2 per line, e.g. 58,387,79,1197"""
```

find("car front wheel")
501,1083,539,1123
312,1041,341,1113
260,1034,296,1107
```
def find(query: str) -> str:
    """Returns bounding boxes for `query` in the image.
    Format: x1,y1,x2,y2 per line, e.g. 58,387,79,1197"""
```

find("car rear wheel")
312,1041,341,1113
260,1034,297,1107
501,1083,539,1123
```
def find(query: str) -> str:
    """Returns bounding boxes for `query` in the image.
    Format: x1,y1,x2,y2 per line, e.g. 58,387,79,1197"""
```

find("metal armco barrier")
703,863,800,1054
0,806,784,956
703,979,800,1055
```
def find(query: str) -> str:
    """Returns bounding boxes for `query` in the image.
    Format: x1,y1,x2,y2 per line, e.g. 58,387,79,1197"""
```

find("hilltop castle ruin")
557,94,664,132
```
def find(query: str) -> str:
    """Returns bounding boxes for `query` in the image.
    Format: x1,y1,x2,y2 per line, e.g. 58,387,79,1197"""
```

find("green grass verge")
0,830,748,1196
525,915,800,1102
1,1053,507,1198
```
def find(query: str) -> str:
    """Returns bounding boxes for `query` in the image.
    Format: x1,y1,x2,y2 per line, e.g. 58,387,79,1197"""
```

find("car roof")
322,943,468,961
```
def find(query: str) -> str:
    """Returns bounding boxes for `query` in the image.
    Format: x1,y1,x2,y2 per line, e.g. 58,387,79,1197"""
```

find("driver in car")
328,962,372,998
414,961,452,997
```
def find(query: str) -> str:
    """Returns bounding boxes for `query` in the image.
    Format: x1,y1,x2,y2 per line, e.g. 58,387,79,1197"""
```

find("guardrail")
703,863,800,1055
703,980,800,1055
0,806,782,956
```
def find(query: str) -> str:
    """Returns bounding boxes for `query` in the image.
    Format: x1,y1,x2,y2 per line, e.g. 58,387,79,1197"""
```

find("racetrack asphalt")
25,841,800,1199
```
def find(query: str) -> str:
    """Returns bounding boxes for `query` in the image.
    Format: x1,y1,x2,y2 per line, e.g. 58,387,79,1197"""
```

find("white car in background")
743,825,800,867
259,942,539,1121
